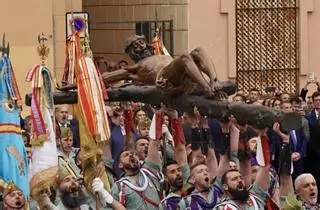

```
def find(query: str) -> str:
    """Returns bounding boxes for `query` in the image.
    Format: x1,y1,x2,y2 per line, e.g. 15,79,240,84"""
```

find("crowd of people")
0,75,316,210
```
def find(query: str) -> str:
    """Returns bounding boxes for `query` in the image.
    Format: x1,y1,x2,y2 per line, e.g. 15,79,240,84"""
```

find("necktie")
290,130,297,151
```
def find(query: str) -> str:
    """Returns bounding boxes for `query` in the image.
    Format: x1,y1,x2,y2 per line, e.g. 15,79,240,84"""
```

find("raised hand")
273,122,289,143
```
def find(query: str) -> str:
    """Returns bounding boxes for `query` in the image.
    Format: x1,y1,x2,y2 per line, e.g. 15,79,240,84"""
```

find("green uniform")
178,178,223,210
54,187,108,210
101,156,116,188
58,148,81,177
159,164,190,210
54,202,91,210
214,183,267,210
108,159,162,210
281,193,320,210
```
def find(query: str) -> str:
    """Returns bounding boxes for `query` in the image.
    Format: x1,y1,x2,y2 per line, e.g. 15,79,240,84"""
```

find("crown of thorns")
124,34,146,52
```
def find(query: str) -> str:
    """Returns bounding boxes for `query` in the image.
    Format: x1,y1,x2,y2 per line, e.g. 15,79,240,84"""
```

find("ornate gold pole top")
37,33,49,65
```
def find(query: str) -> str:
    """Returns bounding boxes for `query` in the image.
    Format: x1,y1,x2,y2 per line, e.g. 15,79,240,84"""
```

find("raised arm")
92,178,126,210
170,110,188,166
239,152,251,188
250,127,270,191
146,111,162,164
122,106,136,150
229,123,240,167
215,120,236,179
273,122,294,196
202,117,218,179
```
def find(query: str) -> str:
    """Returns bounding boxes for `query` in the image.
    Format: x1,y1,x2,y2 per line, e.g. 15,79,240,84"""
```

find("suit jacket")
70,119,80,148
289,128,307,158
267,128,306,175
306,110,320,157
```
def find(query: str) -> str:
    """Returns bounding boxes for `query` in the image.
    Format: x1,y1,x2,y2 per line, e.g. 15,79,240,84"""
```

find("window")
135,20,174,56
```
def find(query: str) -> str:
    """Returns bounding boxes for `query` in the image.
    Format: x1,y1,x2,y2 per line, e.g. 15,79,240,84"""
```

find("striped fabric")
26,65,54,146
152,30,170,56
0,123,22,134
64,32,110,143
2,57,21,102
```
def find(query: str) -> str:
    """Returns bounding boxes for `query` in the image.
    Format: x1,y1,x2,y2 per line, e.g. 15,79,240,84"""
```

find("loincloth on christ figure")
155,67,197,96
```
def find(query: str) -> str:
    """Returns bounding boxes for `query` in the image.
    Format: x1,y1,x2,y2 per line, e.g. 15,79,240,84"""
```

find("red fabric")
120,183,126,205
265,198,279,210
135,190,159,207
171,118,186,145
155,111,163,141
78,73,96,135
123,109,135,134
223,205,234,210
261,136,270,165
96,67,108,100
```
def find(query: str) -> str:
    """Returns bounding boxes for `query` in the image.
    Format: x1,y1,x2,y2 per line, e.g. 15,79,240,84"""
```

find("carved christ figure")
102,35,222,98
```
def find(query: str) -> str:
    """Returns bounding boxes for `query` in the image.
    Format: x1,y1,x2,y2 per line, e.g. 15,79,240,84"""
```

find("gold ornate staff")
37,33,50,66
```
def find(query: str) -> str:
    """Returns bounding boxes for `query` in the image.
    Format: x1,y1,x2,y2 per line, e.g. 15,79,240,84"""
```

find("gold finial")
1,180,20,197
82,20,92,58
37,33,49,65
0,33,10,57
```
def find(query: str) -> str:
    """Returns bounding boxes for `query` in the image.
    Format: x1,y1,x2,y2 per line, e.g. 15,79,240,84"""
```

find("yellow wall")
189,0,320,93
0,0,81,117
189,0,232,82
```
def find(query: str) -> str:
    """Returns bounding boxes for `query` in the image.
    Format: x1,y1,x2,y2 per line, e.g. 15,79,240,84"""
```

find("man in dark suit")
280,101,307,179
55,104,80,148
289,128,307,179
305,91,320,198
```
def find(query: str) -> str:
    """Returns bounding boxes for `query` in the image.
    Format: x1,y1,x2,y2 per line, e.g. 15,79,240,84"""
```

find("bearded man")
214,129,270,210
55,174,89,210
159,140,190,209
103,35,223,98
294,173,319,209
107,136,162,210
2,183,26,210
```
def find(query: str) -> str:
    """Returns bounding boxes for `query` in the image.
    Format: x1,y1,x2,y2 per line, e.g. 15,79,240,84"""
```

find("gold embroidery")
6,146,25,175
0,124,22,134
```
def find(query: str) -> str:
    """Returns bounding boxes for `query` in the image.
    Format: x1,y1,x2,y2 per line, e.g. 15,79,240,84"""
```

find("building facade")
84,0,320,95
0,0,319,115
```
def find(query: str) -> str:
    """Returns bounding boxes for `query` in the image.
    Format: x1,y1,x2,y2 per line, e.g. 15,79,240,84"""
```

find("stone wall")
83,0,188,65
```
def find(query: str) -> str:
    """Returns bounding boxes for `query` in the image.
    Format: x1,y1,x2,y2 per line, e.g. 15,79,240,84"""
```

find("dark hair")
272,98,282,107
113,107,124,117
222,169,240,185
233,94,246,102
312,91,320,101
118,149,131,161
134,108,147,124
163,112,170,120
163,160,179,175
290,97,302,105
265,86,276,92
135,136,150,143
262,98,270,106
